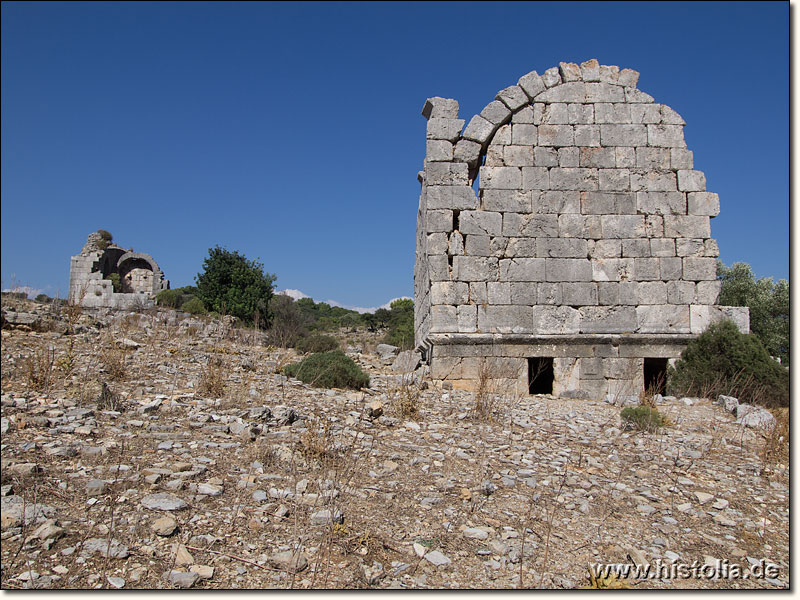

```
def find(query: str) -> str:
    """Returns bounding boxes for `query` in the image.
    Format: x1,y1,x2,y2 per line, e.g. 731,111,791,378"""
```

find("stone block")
485,146,504,166
635,191,686,215
537,124,574,147
487,282,511,304
538,82,586,103
636,305,690,333
600,215,645,238
453,256,499,282
426,209,453,232
597,282,619,305
538,238,588,258
536,190,580,213
574,125,601,146
422,97,459,120
666,281,695,304
568,103,594,124
711,306,750,333
682,257,717,281
521,167,549,190
558,147,580,167
532,306,580,334
645,214,664,237
675,238,705,257
430,281,468,305
543,103,569,124
637,281,667,304
469,282,488,304
615,147,636,167
480,100,512,126
510,282,538,305
695,280,721,304
677,170,706,192
496,85,528,111
534,147,559,166
647,124,686,148
503,146,533,167
499,258,545,281
635,147,670,169
492,124,512,144
427,232,448,255
579,306,637,333
600,124,647,146
459,210,502,236
512,106,535,123
426,162,469,186
465,234,489,256
545,258,592,282
482,189,531,213
634,258,660,281
598,64,620,83
458,305,478,332
563,282,598,306
591,258,633,282
630,171,677,192
559,214,601,238
630,104,662,124
580,147,616,168
505,237,537,257
579,357,604,379
550,167,598,191
510,123,537,145
603,358,639,379
617,68,640,87
580,59,601,81
590,239,621,258
585,82,625,103
541,67,562,88
426,140,454,162
663,215,711,238
430,306,458,332
621,238,650,257
480,166,521,189
559,61,582,82
454,139,482,164
448,231,464,255
625,88,654,103
462,115,495,144
687,192,719,216
427,255,450,281
478,305,534,333
426,118,465,142
661,105,685,125
594,103,631,124
518,70,546,98
598,169,630,191
503,213,559,237
670,148,693,169
534,282,561,305
659,257,683,280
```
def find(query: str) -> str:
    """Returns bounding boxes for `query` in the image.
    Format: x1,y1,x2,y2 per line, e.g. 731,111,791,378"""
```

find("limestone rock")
141,492,187,511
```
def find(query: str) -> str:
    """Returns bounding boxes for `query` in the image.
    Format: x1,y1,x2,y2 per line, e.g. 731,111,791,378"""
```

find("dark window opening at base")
643,358,668,395
528,357,554,395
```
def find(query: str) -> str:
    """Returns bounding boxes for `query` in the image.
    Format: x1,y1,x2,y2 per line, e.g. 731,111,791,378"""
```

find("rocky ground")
0,297,789,589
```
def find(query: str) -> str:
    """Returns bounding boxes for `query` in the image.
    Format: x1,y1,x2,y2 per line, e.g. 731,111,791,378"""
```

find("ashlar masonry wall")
414,59,749,397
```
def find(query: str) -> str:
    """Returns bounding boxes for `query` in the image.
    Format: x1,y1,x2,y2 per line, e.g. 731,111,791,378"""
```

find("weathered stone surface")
141,493,187,511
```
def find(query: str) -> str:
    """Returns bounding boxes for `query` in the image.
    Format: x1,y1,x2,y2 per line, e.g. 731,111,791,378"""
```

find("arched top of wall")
117,252,162,275
423,59,687,182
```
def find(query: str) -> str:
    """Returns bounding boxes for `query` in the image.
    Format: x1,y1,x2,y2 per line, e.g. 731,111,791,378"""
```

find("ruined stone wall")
414,60,749,395
69,232,168,309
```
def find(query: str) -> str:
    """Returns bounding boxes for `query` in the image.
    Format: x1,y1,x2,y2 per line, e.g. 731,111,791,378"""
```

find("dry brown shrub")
99,344,128,381
760,407,789,476
23,345,56,392
199,357,226,397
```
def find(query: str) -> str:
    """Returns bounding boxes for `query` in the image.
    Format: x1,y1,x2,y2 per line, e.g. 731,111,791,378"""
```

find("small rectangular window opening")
528,357,554,395
643,358,668,395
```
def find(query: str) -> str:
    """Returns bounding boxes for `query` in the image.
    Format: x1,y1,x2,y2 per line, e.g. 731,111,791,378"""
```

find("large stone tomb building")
413,60,749,397
69,231,169,309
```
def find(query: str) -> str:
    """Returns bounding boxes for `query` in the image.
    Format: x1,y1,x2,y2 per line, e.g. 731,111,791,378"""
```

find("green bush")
156,289,183,308
295,334,339,354
717,261,789,365
381,298,414,349
181,297,208,315
105,272,122,293
620,406,665,432
284,350,369,390
195,246,276,325
668,320,789,408
267,295,308,347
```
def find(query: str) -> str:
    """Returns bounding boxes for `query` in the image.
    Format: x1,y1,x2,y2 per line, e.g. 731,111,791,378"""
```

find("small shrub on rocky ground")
284,350,369,390
181,297,208,315
620,405,665,432
295,334,339,354
668,320,789,408
199,357,226,397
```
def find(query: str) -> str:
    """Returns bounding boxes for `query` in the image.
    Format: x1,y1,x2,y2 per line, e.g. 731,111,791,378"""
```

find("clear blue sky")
1,1,789,308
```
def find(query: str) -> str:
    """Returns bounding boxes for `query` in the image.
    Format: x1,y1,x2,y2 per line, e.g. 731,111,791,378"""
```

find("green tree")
195,246,276,325
717,261,789,365
384,298,414,349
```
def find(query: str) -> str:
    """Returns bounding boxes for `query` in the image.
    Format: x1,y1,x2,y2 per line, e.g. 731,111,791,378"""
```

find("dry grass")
22,345,57,393
198,357,226,398
759,407,789,477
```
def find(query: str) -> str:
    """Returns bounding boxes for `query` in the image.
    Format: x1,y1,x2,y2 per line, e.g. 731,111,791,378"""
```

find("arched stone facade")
69,232,169,309
414,60,749,397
